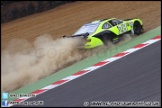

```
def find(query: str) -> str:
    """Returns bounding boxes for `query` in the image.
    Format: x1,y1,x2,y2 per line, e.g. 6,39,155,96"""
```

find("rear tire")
133,21,143,35
102,34,113,45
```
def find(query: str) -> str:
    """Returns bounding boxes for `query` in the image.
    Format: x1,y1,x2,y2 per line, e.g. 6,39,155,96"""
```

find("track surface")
13,41,161,107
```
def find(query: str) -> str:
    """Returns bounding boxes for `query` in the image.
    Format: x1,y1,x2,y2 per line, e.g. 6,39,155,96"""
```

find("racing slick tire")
102,34,114,45
133,21,143,35
102,34,120,46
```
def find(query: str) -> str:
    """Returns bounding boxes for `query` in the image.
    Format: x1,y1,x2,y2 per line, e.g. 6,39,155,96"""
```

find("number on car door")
117,23,128,34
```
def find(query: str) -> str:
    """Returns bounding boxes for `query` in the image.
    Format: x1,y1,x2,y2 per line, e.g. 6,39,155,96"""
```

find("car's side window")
115,19,123,24
102,23,111,29
109,19,123,26
108,20,115,26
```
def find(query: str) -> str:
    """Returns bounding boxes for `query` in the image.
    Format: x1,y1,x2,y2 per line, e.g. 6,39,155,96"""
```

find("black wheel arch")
93,30,118,44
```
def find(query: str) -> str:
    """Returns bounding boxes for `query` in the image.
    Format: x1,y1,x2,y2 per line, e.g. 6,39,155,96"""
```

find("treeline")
1,1,75,23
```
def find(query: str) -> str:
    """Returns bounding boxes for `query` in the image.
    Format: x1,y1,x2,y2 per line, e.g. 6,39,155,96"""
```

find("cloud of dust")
1,33,133,92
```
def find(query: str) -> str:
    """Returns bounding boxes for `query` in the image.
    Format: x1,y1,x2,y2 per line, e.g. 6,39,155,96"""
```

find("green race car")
63,18,144,49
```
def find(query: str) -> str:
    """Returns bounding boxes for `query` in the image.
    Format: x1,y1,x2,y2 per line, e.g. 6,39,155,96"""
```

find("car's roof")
100,18,117,22
82,18,117,29
93,18,117,22
73,18,118,36
87,18,117,25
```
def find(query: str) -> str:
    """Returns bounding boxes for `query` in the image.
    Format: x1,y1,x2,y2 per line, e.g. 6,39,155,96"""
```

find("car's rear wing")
63,32,89,38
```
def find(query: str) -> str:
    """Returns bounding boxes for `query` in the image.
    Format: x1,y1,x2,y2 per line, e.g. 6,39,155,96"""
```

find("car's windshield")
73,23,100,36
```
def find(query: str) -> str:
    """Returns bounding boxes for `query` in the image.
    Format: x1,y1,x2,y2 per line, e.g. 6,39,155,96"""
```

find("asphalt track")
13,41,161,107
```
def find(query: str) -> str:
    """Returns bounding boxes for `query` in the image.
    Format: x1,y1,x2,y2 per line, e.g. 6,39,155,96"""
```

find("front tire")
133,21,143,35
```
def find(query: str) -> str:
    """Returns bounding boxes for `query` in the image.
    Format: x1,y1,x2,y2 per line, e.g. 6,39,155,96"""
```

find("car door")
109,19,128,35
117,22,128,35
106,20,119,35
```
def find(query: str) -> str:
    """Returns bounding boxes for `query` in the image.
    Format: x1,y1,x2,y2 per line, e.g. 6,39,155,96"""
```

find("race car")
63,18,144,49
